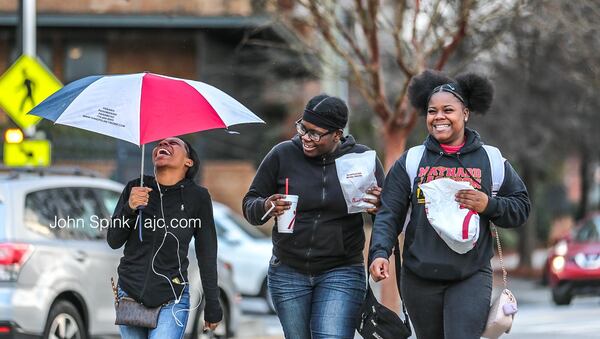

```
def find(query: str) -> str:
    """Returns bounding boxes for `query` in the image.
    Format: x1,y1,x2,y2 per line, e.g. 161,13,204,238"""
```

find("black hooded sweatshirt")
243,135,385,274
107,176,222,323
370,128,530,281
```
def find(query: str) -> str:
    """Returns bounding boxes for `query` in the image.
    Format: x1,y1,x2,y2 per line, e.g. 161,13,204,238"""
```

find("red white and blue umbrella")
29,72,264,241
28,72,264,145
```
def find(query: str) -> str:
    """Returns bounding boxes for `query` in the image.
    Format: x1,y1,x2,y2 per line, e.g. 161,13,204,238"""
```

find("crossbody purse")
482,225,518,338
111,277,162,329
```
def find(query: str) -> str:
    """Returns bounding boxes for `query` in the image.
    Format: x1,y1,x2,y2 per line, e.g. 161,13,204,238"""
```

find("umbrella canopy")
28,72,265,242
28,72,264,145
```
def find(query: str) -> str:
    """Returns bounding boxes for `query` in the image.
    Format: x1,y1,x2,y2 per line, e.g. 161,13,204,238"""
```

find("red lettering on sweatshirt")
417,166,483,189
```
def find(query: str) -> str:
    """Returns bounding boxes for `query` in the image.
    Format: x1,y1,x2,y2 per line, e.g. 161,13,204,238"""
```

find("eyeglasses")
295,119,336,142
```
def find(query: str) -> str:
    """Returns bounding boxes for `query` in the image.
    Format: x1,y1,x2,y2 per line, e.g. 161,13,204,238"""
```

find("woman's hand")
364,186,382,215
203,321,219,332
263,194,291,217
455,189,489,213
369,258,390,282
128,187,153,210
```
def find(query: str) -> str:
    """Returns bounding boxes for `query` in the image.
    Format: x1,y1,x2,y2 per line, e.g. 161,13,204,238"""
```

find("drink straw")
261,201,276,221
285,178,289,195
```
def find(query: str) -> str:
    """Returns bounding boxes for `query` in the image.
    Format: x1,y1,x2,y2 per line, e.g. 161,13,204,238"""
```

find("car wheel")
552,284,573,306
43,300,87,339
194,296,229,338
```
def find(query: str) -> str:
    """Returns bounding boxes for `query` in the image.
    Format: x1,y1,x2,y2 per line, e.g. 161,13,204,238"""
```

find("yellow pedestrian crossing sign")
3,139,51,167
0,55,63,129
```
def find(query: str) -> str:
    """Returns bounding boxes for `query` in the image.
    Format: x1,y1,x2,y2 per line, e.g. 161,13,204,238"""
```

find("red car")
546,213,600,305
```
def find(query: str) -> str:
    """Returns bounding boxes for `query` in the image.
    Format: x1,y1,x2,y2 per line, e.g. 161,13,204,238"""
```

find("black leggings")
400,266,492,339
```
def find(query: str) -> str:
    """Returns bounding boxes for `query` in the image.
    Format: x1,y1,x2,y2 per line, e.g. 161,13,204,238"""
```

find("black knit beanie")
302,94,348,130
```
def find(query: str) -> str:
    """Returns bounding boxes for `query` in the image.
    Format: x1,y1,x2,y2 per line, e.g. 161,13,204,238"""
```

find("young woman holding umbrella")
243,95,385,338
107,137,221,338
369,70,530,338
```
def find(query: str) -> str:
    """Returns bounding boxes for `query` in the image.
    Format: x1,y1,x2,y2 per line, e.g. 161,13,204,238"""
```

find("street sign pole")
23,0,36,57
22,0,36,137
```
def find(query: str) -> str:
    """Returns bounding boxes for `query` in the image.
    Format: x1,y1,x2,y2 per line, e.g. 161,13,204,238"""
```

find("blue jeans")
117,285,190,339
267,257,366,339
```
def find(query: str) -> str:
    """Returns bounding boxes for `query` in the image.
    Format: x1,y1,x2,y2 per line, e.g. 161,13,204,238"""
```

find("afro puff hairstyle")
407,70,494,115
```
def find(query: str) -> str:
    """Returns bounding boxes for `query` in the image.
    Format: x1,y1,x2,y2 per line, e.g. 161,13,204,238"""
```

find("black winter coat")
243,135,385,274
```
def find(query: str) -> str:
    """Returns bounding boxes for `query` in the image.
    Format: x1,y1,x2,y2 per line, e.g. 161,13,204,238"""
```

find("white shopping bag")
335,150,377,214
419,178,480,254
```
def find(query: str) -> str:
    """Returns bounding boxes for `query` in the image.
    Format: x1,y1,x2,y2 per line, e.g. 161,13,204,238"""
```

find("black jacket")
243,135,385,274
107,176,222,323
369,129,530,281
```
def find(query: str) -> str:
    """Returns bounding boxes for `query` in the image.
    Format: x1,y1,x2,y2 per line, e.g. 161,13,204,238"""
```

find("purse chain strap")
111,277,119,307
491,223,508,289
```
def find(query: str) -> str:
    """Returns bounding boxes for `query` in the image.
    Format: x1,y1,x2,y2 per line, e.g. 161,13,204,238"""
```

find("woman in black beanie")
243,95,385,338
369,70,530,338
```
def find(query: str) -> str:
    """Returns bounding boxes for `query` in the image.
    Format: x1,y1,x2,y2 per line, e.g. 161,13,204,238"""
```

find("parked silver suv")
0,168,238,338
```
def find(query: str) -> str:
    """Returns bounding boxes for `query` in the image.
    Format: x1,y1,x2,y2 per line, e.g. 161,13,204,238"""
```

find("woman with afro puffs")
368,70,530,339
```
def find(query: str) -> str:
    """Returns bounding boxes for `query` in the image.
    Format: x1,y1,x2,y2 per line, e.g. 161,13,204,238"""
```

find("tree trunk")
382,121,410,170
576,148,590,221
379,122,410,311
517,164,536,270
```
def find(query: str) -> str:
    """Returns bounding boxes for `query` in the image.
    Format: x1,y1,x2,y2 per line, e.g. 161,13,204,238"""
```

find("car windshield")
217,208,267,240
573,215,600,243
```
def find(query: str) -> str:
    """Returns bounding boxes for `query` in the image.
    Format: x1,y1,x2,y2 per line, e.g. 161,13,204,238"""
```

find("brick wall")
0,0,254,16
106,32,196,78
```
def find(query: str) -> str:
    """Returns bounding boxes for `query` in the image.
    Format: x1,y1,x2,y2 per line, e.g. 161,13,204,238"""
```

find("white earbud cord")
152,166,203,327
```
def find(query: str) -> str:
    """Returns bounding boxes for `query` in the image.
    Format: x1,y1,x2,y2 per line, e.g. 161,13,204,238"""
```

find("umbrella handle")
138,144,145,242
137,207,144,242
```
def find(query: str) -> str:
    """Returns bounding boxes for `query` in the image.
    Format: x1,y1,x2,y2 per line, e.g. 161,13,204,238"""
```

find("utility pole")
19,0,37,136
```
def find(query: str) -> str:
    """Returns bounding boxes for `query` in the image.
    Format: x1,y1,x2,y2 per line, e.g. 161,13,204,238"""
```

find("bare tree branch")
419,0,444,48
410,0,421,54
365,0,391,120
392,0,414,77
328,5,369,68
306,1,378,108
434,0,473,70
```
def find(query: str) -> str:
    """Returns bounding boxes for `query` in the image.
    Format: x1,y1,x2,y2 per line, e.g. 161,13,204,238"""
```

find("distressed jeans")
268,257,366,339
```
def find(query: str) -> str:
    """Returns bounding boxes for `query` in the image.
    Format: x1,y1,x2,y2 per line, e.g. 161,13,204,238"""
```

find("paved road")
234,277,600,339
505,278,600,339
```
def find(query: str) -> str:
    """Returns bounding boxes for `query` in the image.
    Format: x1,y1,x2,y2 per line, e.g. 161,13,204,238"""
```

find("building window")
64,42,106,83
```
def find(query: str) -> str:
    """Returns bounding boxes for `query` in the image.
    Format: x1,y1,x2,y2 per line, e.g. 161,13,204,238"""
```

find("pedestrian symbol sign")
3,139,51,167
0,55,63,129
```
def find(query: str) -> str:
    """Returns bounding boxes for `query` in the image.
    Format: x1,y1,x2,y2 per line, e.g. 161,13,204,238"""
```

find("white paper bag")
419,178,480,254
335,150,377,214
